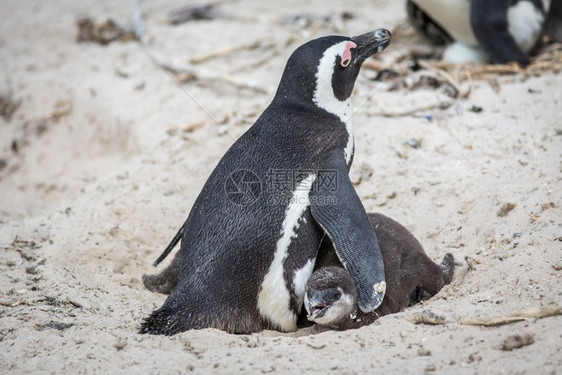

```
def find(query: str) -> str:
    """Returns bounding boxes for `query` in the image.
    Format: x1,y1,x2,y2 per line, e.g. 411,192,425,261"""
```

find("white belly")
257,174,317,331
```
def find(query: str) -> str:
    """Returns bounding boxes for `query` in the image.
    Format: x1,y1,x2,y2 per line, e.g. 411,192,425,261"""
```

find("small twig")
188,37,275,64
306,342,327,349
161,63,268,94
459,303,562,326
370,98,455,117
231,36,297,73
408,310,448,325
417,60,470,98
168,3,221,25
469,64,523,78
463,69,473,97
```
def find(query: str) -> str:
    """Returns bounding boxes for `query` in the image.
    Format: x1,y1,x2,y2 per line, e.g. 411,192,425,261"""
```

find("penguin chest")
257,174,319,332
508,0,546,52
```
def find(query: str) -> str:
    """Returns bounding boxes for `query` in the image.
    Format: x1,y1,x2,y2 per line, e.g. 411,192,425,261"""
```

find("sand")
1,0,561,373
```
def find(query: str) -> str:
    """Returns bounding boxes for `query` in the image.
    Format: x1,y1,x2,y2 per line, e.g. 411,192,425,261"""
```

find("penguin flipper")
309,153,385,313
470,0,530,66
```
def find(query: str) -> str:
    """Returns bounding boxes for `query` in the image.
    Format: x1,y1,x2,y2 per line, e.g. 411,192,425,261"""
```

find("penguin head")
274,29,391,116
305,266,357,328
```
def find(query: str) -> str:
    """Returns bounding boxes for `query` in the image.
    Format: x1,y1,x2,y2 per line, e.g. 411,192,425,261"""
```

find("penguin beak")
351,28,391,64
307,292,330,321
306,288,343,321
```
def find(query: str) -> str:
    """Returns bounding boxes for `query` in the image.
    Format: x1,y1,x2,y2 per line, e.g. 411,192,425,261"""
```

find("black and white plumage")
408,0,561,65
140,29,392,335
305,213,455,330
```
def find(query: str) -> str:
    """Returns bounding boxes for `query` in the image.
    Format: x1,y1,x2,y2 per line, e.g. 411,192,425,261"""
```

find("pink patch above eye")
340,41,357,67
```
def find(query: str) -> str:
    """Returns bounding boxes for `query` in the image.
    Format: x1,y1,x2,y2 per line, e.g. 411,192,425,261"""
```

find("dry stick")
188,37,275,64
231,36,297,73
451,64,473,98
417,60,471,98
230,49,279,73
469,64,523,78
370,97,456,118
161,63,268,94
459,303,562,327
408,303,562,327
463,69,473,97
408,310,448,325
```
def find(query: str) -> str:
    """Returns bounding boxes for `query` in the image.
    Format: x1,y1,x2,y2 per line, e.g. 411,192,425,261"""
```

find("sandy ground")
1,0,561,373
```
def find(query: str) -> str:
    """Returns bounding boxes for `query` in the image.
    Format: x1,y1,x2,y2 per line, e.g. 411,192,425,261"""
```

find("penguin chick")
305,213,455,330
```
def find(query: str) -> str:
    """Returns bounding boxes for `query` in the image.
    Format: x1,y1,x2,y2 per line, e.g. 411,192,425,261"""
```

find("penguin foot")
139,308,178,336
409,287,430,306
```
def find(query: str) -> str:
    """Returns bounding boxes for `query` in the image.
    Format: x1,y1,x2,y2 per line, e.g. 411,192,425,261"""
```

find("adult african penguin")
140,29,392,335
407,0,561,65
304,213,455,330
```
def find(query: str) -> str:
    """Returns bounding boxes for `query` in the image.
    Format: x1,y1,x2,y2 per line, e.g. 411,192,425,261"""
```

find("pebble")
67,296,92,310
247,333,259,348
501,334,534,351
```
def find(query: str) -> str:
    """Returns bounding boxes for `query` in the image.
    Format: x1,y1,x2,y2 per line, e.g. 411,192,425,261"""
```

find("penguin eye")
340,57,351,68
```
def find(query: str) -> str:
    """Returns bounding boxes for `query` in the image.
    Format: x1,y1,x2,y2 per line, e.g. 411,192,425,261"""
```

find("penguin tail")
152,223,185,267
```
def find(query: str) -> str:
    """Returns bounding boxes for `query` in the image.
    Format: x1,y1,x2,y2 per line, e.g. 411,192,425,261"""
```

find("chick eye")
340,58,351,68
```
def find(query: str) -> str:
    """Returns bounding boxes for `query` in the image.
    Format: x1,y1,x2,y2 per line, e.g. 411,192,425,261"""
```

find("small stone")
36,321,74,331
497,203,516,217
425,364,436,372
26,265,39,274
501,334,534,351
113,338,127,351
418,347,432,356
261,365,275,373
247,333,259,348
465,256,480,271
405,138,422,149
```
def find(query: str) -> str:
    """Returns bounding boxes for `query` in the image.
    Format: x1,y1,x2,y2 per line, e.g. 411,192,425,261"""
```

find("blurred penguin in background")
407,0,562,66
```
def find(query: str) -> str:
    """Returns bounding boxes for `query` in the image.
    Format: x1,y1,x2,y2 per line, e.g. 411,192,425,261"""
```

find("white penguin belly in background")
409,0,553,65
